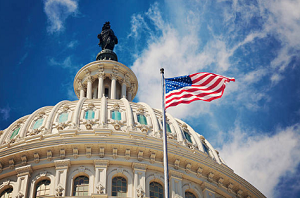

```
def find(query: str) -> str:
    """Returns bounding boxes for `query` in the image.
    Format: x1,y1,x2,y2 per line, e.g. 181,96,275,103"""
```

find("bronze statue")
97,22,118,51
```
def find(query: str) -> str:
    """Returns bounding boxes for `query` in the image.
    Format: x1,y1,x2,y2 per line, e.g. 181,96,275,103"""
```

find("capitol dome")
0,25,265,198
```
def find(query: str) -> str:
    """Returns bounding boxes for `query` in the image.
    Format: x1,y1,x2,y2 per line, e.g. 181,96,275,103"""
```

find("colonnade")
0,160,217,198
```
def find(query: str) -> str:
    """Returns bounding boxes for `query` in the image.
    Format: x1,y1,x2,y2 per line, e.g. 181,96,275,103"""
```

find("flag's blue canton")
165,75,192,94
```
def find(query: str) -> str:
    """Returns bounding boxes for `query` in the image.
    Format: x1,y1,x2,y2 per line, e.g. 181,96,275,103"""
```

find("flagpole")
160,68,170,198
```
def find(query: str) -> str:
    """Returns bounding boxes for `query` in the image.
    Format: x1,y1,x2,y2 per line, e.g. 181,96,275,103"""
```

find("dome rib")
46,100,68,131
138,102,160,136
19,106,49,138
120,98,134,129
73,97,87,126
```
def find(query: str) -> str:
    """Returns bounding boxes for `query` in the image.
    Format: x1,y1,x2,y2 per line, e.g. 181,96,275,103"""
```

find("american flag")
165,72,235,109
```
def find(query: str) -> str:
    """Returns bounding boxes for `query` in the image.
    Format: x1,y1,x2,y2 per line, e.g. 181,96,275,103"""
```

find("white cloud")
44,0,78,34
219,124,300,197
49,56,73,69
129,2,270,119
67,40,78,48
18,52,28,65
0,106,11,120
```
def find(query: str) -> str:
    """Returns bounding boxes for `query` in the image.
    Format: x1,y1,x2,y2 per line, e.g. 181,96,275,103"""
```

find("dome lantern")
73,22,138,101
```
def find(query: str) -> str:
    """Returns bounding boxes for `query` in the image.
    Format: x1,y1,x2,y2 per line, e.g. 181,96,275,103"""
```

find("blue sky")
1,0,300,197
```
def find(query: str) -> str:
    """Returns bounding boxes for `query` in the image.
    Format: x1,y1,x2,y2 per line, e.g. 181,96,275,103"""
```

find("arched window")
0,187,13,198
105,87,109,98
58,112,68,123
85,110,95,120
10,127,20,139
112,111,121,121
73,176,89,196
137,114,147,125
33,118,44,129
150,182,163,198
160,121,171,133
166,123,171,133
184,132,192,143
112,176,127,197
202,142,209,154
35,180,50,197
185,191,196,198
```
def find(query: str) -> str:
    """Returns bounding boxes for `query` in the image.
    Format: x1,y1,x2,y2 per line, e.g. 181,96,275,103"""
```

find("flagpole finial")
160,68,164,74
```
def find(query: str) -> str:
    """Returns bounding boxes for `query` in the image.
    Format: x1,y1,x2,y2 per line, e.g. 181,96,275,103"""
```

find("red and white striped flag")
165,72,235,109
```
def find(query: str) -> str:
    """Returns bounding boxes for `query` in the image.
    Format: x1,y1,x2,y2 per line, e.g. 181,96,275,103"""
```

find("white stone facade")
0,60,265,198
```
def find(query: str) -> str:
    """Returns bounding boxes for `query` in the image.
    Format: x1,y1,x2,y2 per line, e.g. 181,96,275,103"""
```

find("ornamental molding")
227,183,234,193
174,159,180,170
55,185,64,197
125,149,131,160
136,185,145,198
54,159,70,169
16,191,24,198
94,159,109,167
32,171,49,182
132,162,147,171
237,189,244,198
96,183,105,194
185,163,192,173
170,170,183,179
0,180,10,191
207,172,215,183
15,165,32,176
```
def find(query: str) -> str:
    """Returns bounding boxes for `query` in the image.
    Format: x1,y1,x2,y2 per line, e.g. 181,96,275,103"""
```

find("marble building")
0,24,265,198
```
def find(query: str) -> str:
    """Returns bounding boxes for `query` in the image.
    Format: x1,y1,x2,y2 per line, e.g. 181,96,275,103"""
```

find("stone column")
87,75,93,99
77,80,85,99
128,89,132,101
54,159,71,197
15,165,32,198
121,80,127,98
94,160,109,195
110,70,118,99
170,170,183,198
97,72,105,99
132,163,147,198
128,83,135,101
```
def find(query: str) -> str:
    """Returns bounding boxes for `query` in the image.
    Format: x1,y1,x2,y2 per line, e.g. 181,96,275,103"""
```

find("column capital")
15,165,32,176
94,159,109,168
201,182,217,192
97,72,105,79
132,162,147,171
54,159,71,169
129,83,136,93
169,170,183,179
86,75,94,82
111,66,119,80
77,79,84,90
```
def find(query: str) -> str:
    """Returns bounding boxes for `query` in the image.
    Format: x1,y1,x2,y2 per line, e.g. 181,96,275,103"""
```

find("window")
0,188,13,198
33,118,44,129
58,112,68,123
202,142,209,154
105,88,109,97
73,176,89,196
160,121,171,133
185,191,196,198
166,123,171,133
10,127,20,139
112,111,121,121
184,132,192,143
150,182,163,198
35,180,50,197
112,177,127,197
85,110,95,120
137,114,147,125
